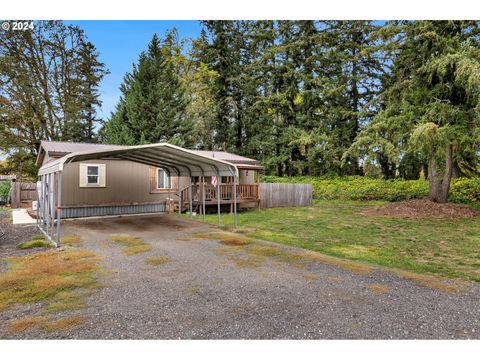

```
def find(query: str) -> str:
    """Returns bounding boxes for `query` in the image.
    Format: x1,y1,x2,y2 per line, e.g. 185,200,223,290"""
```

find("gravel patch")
0,211,44,272
2,213,480,339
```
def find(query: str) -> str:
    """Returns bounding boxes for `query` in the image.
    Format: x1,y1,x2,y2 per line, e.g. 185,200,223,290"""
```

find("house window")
87,166,99,185
157,168,171,189
79,163,105,188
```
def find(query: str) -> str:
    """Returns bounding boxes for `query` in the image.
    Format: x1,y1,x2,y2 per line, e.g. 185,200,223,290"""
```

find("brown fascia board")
35,147,45,167
48,151,69,158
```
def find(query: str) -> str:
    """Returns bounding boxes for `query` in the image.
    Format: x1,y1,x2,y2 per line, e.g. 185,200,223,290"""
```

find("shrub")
0,181,11,199
450,178,480,204
261,175,480,204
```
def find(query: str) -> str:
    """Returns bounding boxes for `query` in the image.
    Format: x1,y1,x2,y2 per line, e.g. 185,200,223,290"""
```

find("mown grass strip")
186,201,480,282
190,230,465,292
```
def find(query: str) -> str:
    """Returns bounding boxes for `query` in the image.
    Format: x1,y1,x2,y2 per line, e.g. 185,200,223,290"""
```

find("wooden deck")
178,183,260,212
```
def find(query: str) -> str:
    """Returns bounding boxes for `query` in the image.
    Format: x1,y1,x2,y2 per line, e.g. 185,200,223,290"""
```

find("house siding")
61,159,190,207
59,160,254,207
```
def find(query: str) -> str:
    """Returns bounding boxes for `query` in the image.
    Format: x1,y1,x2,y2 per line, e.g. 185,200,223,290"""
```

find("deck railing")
180,183,259,204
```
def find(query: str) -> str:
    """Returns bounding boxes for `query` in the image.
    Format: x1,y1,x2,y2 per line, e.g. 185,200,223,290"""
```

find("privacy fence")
10,182,37,208
260,183,312,208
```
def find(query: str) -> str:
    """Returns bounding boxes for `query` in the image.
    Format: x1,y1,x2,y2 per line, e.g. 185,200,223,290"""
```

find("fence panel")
260,183,312,208
11,182,37,208
20,182,37,201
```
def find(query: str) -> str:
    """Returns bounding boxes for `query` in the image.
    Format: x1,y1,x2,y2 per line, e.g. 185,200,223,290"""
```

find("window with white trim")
157,168,171,189
87,165,99,185
79,163,105,188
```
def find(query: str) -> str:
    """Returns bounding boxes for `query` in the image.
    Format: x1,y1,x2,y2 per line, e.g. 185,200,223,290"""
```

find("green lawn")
189,200,480,281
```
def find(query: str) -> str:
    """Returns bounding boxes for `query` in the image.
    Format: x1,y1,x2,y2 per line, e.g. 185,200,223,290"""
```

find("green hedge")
0,181,11,198
261,175,480,204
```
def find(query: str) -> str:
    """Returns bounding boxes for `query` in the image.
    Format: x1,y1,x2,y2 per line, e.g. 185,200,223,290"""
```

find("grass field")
190,201,480,281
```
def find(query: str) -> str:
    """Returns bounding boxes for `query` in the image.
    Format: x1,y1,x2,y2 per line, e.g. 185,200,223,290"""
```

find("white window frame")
86,164,100,186
156,168,171,189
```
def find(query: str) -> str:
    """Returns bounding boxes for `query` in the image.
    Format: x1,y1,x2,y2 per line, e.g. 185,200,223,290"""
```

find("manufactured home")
36,141,262,226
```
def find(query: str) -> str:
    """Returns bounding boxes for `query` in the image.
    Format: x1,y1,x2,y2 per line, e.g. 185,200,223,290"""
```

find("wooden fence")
260,183,312,208
10,182,37,208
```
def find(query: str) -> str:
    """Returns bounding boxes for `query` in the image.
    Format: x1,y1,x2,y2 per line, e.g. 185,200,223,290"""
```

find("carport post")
233,173,237,228
36,176,39,227
56,171,62,246
178,191,182,214
217,173,221,225
50,172,55,241
37,175,43,227
202,176,206,223
45,174,50,236
189,177,193,219
41,174,45,230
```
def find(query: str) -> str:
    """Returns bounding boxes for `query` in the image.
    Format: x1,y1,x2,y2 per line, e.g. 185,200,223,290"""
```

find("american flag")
211,176,218,187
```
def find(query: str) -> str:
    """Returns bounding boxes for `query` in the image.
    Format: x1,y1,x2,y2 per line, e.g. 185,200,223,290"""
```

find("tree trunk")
452,160,461,179
428,144,453,203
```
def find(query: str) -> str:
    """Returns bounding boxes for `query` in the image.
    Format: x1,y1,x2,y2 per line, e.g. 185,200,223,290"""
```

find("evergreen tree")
102,31,192,146
78,41,109,142
194,21,247,151
321,21,385,175
350,21,480,202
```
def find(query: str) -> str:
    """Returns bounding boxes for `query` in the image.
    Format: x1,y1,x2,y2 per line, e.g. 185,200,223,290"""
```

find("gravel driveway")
4,214,480,339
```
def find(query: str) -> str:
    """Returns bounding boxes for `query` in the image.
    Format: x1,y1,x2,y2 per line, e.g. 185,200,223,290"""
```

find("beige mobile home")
36,141,262,220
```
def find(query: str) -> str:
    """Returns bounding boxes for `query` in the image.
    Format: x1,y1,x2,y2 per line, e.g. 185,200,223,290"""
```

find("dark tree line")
103,20,480,202
2,20,479,202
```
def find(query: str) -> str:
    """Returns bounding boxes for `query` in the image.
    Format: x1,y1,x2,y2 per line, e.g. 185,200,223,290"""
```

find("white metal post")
39,175,43,229
179,191,182,214
189,177,193,219
217,174,221,225
45,174,49,234
36,176,40,227
50,172,55,241
56,171,62,246
233,174,237,228
202,176,206,223
43,175,48,233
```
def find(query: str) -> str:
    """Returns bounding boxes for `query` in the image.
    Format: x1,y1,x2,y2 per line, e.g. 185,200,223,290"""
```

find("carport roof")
38,143,238,177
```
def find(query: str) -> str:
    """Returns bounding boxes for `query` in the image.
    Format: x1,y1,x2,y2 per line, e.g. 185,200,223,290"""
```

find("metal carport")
37,143,239,246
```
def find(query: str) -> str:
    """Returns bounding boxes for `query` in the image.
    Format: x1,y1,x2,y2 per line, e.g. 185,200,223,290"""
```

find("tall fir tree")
101,31,192,146
350,21,480,202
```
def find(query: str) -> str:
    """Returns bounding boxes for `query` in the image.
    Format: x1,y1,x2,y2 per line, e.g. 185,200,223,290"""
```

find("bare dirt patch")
0,212,44,262
361,198,478,219
70,220,109,231
113,215,188,231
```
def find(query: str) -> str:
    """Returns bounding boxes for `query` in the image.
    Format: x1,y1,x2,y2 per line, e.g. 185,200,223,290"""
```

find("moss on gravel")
108,234,151,255
17,239,51,249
